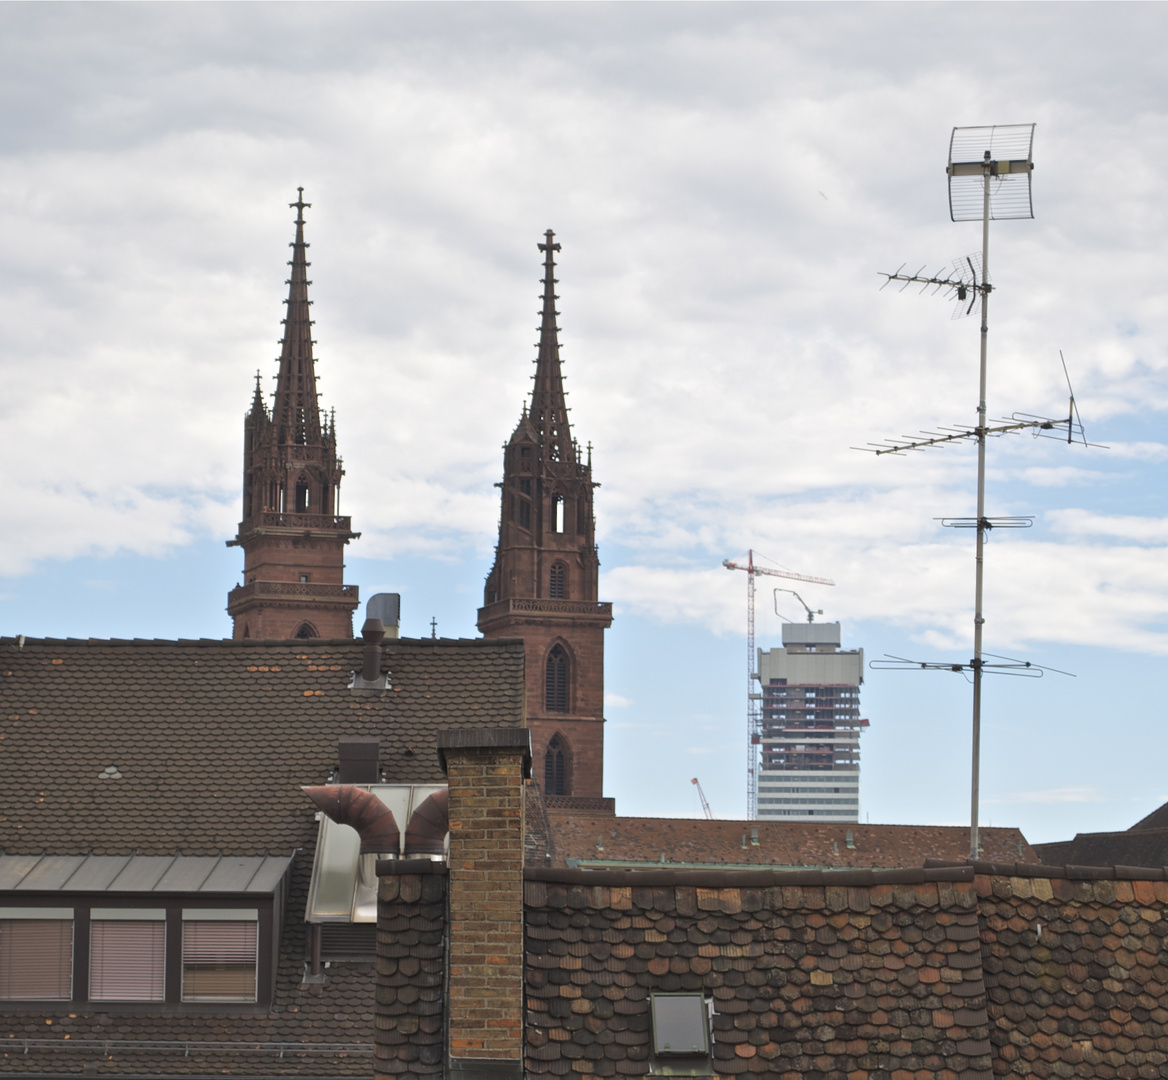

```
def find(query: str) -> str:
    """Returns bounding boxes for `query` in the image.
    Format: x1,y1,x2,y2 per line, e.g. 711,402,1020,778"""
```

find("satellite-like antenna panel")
948,124,1035,222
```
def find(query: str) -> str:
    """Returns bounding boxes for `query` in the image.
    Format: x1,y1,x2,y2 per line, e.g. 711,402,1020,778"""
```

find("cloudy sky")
3,2,1167,842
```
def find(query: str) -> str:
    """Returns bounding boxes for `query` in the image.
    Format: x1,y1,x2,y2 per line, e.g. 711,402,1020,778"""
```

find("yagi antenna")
859,123,1096,862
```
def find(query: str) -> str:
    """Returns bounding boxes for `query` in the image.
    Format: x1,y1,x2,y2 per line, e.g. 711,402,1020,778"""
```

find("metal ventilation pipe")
361,617,385,682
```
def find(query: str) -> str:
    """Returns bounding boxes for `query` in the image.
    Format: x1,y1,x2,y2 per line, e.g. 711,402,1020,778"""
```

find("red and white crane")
723,550,834,819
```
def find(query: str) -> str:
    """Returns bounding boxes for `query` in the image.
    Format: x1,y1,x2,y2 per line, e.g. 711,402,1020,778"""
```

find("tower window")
294,623,317,640
295,481,310,513
553,495,565,534
519,500,531,529
519,478,532,496
545,645,568,713
544,735,568,796
549,563,567,600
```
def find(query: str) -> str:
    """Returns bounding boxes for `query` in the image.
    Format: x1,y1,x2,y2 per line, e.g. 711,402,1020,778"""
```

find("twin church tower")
227,192,611,801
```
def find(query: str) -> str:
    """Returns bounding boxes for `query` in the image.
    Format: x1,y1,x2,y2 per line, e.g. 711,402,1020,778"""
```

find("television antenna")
860,124,1094,861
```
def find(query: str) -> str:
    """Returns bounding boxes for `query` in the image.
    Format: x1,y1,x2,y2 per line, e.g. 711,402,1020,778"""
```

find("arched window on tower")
544,734,568,796
552,494,565,533
294,622,318,640
295,479,310,513
545,645,568,713
549,563,567,600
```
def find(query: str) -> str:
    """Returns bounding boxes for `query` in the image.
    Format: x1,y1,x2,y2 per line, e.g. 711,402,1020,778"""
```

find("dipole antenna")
861,124,1091,861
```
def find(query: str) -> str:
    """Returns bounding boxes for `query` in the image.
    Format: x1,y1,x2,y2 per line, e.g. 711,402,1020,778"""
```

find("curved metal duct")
404,788,449,856
302,784,400,854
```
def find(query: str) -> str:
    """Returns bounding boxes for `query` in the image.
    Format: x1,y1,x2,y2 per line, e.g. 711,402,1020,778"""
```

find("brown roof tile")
544,813,1035,870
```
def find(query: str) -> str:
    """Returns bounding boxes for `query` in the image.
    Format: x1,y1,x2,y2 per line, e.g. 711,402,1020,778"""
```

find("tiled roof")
0,635,525,857
1033,826,1168,870
0,633,524,1077
542,813,1036,869
1128,798,1168,832
523,868,994,1078
976,868,1168,1078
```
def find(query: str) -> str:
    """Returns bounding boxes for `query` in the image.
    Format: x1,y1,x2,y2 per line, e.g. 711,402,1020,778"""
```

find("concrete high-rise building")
755,622,867,821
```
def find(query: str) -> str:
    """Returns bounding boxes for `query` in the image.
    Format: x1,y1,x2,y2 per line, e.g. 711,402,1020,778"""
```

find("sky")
2,2,1167,844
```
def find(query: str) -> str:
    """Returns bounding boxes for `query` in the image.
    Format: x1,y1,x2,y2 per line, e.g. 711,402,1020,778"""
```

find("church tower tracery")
227,190,360,640
479,231,612,802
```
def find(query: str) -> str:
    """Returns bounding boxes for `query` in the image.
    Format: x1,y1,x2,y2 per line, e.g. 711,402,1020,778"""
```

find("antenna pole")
969,157,992,862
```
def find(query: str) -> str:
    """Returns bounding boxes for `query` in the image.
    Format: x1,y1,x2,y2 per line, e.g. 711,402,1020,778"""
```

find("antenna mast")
865,125,1088,860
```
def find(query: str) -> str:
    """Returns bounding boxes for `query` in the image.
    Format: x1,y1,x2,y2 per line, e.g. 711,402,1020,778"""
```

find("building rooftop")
1,634,525,857
533,806,1035,869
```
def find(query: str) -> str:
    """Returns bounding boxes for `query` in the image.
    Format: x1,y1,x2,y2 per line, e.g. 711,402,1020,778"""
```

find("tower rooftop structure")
226,190,360,640
478,231,613,807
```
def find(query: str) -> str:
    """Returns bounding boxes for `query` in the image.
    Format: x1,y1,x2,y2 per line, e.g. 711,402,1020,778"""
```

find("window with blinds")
0,917,73,1000
90,919,165,1001
181,919,258,1002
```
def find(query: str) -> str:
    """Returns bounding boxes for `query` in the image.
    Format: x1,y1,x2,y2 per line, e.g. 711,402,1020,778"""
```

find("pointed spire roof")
250,369,267,417
272,188,321,447
529,229,575,465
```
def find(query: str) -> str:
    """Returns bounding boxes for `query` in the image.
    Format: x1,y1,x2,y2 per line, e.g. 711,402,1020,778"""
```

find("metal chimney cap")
361,617,385,643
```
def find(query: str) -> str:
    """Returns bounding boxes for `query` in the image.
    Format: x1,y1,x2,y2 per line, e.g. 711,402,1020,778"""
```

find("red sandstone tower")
478,231,612,802
227,190,360,640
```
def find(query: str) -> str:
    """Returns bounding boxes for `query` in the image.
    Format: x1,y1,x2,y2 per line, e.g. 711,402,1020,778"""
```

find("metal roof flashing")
0,853,293,894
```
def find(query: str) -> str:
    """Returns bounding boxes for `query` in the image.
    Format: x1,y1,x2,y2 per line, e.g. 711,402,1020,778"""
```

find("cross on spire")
531,229,574,466
290,186,311,225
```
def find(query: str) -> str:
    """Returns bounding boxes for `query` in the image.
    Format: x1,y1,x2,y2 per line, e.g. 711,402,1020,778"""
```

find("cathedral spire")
227,190,359,641
272,188,320,448
530,230,575,465
480,231,611,803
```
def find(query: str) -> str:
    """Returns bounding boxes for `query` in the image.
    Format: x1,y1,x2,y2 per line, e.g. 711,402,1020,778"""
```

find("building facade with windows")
755,621,867,821
478,231,613,809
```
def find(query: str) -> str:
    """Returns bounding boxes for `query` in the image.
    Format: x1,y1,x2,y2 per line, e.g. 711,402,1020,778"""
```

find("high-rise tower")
478,231,612,802
756,622,868,821
227,190,360,640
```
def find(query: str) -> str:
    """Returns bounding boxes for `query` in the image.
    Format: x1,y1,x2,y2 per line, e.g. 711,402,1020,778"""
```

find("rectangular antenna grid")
948,124,1035,222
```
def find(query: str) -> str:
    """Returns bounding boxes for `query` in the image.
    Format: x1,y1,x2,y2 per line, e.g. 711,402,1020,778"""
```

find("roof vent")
349,618,390,691
337,736,380,784
366,594,400,639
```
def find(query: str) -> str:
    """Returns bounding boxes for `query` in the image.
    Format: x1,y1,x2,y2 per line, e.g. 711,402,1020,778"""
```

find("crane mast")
691,777,713,820
722,550,834,819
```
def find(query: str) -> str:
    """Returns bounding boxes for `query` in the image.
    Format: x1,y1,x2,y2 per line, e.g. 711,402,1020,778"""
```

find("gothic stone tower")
479,231,613,801
226,191,360,640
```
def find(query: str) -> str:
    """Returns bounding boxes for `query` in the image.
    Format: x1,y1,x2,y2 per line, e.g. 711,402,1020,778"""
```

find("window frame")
0,898,276,1010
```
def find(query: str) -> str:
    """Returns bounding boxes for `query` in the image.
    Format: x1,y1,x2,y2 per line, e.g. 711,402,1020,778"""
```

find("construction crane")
691,777,713,820
774,588,823,624
723,550,834,819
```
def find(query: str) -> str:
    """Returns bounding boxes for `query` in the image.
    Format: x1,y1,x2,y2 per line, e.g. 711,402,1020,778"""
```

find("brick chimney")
438,727,531,1080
